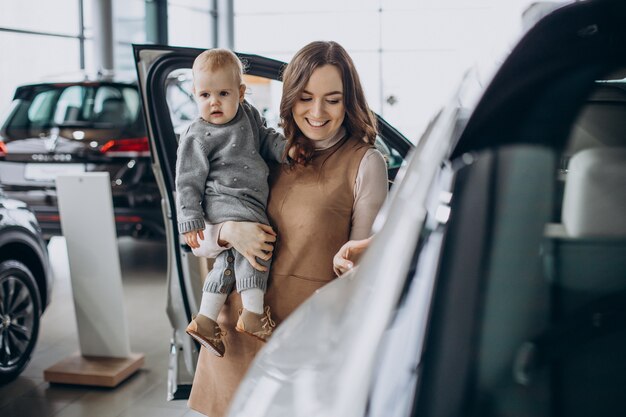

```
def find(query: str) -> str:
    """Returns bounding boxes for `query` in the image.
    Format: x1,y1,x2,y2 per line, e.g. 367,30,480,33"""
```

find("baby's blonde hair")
192,48,244,86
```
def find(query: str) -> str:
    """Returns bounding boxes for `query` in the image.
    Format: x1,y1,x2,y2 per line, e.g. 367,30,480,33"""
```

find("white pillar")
216,0,234,49
92,0,115,72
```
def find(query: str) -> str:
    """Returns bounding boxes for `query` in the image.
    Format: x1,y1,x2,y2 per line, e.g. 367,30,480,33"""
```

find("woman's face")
292,64,346,142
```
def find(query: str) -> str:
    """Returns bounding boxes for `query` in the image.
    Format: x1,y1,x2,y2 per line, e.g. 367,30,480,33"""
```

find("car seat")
96,97,128,124
541,146,626,417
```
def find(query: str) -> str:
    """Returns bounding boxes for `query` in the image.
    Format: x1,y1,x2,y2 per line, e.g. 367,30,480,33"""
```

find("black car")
0,76,163,240
0,187,53,384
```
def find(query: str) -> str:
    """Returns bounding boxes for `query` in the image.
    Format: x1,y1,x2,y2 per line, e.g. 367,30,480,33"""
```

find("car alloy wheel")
0,260,41,384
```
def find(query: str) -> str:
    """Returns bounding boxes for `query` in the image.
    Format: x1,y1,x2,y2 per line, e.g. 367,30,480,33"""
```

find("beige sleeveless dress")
188,136,371,416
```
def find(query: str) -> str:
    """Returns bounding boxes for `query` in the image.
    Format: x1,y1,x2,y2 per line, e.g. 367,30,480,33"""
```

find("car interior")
538,78,626,417
95,96,130,125
411,67,626,417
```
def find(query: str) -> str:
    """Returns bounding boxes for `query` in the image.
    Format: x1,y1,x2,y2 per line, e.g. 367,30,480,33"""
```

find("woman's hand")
287,136,314,165
219,221,277,272
333,237,372,276
184,229,204,249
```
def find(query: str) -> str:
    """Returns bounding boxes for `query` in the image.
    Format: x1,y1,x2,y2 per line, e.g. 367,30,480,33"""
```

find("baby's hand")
288,136,313,165
287,145,299,160
184,229,205,249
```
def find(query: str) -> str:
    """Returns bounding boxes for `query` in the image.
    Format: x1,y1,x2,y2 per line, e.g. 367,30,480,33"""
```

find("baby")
175,48,298,357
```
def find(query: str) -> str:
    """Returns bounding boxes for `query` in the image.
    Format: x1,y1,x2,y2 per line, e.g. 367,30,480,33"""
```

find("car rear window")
3,83,145,140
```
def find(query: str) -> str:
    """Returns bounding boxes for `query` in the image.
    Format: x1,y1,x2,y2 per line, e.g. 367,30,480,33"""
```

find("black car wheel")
0,260,41,384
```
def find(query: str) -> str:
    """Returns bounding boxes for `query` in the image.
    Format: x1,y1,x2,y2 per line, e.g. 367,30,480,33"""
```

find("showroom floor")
0,237,203,417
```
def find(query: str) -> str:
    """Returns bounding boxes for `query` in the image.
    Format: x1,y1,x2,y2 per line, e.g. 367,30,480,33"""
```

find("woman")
187,41,388,416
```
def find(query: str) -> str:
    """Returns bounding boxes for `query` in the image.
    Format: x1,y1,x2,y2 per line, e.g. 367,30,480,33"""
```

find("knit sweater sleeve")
175,131,209,234
350,148,388,240
247,102,286,163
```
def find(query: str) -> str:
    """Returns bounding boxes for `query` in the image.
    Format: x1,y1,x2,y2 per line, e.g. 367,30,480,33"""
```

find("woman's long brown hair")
280,41,378,163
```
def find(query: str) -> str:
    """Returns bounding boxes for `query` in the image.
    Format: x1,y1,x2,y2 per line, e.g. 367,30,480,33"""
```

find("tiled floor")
0,237,204,417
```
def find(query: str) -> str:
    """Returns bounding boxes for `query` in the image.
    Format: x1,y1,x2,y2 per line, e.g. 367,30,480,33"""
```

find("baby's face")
193,67,244,125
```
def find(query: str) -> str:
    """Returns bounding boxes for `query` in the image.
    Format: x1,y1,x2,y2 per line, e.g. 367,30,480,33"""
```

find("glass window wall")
168,2,214,48
0,0,80,36
0,32,81,116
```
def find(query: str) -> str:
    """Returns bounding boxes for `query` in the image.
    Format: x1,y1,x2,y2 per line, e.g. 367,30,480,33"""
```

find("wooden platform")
44,353,144,387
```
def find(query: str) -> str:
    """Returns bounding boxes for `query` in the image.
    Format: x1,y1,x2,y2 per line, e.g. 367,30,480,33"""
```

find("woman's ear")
239,84,247,103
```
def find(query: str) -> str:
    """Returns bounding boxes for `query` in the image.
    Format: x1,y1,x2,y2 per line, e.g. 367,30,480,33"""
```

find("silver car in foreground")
137,1,626,415
229,2,626,417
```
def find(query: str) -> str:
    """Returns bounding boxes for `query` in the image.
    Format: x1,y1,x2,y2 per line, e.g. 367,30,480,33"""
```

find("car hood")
0,196,28,210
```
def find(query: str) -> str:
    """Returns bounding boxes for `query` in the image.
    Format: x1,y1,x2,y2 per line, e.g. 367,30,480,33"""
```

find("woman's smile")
306,118,329,127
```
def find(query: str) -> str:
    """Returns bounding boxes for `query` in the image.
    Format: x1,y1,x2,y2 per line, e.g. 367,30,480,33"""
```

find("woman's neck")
312,127,347,150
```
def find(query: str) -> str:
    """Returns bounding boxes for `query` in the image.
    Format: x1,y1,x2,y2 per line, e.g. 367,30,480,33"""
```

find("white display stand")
44,172,143,387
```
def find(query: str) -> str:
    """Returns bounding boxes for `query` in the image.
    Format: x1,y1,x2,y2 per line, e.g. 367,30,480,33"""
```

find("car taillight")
0,141,7,157
100,137,150,157
36,214,60,222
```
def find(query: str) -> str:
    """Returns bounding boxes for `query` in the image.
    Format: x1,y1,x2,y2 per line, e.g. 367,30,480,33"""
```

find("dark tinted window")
4,83,145,140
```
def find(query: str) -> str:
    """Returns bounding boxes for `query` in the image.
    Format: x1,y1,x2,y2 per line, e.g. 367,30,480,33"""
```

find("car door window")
413,56,626,416
164,69,195,135
374,136,403,170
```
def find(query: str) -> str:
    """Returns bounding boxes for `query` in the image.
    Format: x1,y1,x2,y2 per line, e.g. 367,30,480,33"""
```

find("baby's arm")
175,133,210,236
247,102,287,163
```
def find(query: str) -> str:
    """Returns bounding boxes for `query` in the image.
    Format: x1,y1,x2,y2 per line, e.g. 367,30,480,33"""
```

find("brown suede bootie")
235,306,276,342
186,314,226,357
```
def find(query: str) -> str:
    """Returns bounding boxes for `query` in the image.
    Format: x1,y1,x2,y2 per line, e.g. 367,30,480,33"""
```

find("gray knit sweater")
175,101,286,234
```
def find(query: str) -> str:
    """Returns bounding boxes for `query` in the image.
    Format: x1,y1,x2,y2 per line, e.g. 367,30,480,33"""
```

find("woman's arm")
350,148,388,240
193,221,277,272
332,149,387,275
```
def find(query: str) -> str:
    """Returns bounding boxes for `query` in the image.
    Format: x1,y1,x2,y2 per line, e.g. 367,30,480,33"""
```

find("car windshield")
3,83,145,140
